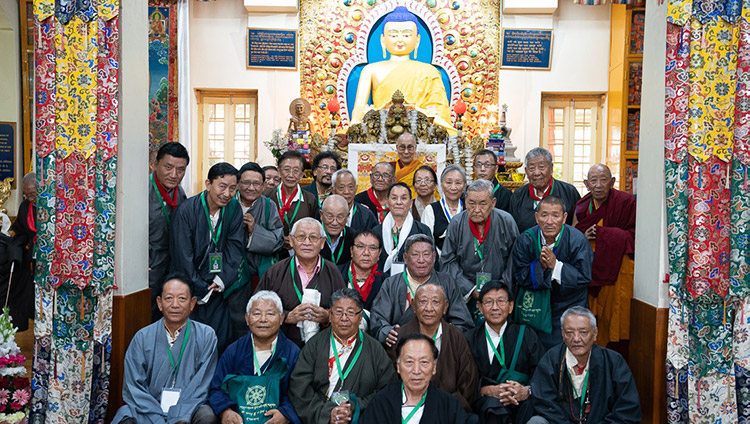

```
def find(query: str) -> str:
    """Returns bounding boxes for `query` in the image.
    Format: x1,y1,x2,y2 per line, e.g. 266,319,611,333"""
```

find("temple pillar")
629,1,668,423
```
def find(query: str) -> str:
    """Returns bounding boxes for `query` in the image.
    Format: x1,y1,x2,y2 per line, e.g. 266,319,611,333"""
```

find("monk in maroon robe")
574,164,636,346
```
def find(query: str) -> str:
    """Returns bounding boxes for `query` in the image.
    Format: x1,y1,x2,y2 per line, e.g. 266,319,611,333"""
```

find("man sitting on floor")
370,234,473,346
528,306,641,424
360,334,468,424
113,274,218,424
466,282,544,424
289,288,397,424
386,283,479,414
209,290,300,424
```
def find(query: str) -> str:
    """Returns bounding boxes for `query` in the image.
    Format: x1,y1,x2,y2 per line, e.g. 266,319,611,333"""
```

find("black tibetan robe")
508,180,580,233
288,327,397,424
467,322,545,424
170,193,244,352
339,261,387,311
530,344,642,424
254,256,346,347
359,382,468,424
7,199,35,330
321,226,355,267
349,201,379,234
149,179,187,321
511,225,593,350
491,177,513,213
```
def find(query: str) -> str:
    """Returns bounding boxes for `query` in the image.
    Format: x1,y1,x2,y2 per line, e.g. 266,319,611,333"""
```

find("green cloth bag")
220,358,288,423
513,286,552,334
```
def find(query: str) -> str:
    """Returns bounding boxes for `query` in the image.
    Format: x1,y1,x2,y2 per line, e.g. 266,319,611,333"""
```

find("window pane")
208,103,225,163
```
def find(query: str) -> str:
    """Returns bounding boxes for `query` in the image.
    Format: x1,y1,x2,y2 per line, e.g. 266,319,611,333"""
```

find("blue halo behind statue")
345,8,452,119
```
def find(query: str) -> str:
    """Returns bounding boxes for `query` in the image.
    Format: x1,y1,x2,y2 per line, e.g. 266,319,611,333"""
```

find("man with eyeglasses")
385,283,479,415
370,234,473,346
265,150,319,257
171,162,244,353
354,162,394,223
255,218,346,348
289,288,397,424
441,179,519,321
389,132,423,194
473,149,512,213
466,282,544,424
209,290,301,424
320,195,355,266
359,334,468,424
228,162,284,340
303,151,342,207
330,169,379,234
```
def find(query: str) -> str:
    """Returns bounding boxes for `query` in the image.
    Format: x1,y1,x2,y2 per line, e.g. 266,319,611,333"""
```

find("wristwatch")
526,385,532,397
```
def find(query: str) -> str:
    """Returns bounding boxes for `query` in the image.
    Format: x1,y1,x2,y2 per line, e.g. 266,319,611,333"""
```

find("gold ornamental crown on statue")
0,177,13,215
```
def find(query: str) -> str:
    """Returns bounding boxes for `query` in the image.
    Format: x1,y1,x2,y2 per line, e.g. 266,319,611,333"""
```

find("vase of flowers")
0,309,28,424
264,129,292,159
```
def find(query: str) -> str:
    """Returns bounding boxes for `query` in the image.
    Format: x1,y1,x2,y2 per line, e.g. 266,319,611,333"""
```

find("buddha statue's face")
381,21,420,57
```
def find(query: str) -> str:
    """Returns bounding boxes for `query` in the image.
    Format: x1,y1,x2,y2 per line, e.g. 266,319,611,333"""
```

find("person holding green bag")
511,196,593,351
209,290,301,424
466,281,546,424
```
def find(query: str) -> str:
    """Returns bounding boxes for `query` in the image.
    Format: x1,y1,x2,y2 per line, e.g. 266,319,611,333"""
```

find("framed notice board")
246,28,297,70
501,28,553,70
0,122,15,185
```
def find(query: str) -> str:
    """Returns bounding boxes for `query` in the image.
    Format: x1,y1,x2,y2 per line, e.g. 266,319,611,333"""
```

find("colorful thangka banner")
148,3,179,154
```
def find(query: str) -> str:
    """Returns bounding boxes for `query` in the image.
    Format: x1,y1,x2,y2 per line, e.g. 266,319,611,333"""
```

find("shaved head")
584,164,615,203
587,164,612,180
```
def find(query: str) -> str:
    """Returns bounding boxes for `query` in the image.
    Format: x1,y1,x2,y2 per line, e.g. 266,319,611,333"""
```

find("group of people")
118,133,640,423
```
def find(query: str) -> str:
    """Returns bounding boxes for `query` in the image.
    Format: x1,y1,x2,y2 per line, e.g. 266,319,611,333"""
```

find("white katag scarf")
381,211,414,273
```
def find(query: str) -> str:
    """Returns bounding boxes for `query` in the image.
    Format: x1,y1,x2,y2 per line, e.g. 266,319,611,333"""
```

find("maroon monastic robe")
574,188,636,287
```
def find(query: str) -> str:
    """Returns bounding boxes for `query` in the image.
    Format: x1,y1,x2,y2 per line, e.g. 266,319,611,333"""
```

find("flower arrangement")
0,309,29,424
263,129,292,159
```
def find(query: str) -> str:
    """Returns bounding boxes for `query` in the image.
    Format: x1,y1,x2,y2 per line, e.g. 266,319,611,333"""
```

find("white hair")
440,165,466,185
560,306,597,329
331,169,354,187
22,172,36,186
290,217,325,237
525,147,553,167
246,290,284,315
321,194,348,212
466,179,494,198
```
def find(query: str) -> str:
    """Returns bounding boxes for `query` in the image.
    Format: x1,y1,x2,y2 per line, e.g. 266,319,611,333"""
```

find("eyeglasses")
291,234,322,243
397,145,416,152
353,243,379,252
331,309,363,318
371,173,393,181
414,179,434,185
481,298,510,307
239,180,263,188
322,212,348,224
317,165,337,172
281,167,303,175
474,161,496,169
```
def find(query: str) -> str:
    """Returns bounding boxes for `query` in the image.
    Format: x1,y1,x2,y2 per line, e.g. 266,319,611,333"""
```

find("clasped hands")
329,402,353,424
480,381,530,406
539,246,557,270
286,303,329,325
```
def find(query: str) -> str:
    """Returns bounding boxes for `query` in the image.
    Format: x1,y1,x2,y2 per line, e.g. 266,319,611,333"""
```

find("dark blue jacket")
209,329,301,423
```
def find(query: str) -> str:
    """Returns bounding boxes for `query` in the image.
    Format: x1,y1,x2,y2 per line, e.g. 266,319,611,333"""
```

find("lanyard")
252,337,277,376
167,320,190,377
151,173,173,226
392,226,400,247
326,228,346,264
440,198,462,223
485,326,506,369
331,330,363,387
200,192,223,245
278,185,302,227
537,225,565,257
402,271,416,301
401,383,427,424
568,368,589,420
291,257,323,303
351,204,357,222
432,326,439,342
473,237,485,264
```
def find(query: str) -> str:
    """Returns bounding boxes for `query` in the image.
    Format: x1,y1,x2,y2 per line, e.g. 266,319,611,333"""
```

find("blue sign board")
247,28,297,70
501,29,553,70
0,122,14,182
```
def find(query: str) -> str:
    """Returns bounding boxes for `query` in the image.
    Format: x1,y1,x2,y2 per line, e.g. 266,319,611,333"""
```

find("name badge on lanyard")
160,388,181,413
476,272,492,291
209,252,223,273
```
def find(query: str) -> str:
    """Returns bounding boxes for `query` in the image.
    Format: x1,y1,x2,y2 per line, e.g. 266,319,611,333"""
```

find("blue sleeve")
208,342,238,415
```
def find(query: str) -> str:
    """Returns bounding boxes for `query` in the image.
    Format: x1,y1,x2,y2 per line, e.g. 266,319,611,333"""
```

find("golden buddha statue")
350,6,452,131
287,98,312,133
